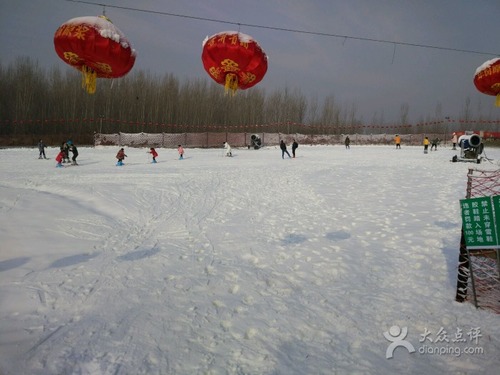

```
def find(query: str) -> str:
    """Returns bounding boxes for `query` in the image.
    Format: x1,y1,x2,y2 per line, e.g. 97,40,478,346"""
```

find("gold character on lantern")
221,59,239,72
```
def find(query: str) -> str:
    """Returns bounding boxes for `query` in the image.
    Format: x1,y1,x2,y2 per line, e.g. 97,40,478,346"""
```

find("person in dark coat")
280,140,291,159
65,142,71,163
430,138,440,151
291,139,298,158
70,143,79,165
345,136,350,149
38,139,47,159
61,142,70,163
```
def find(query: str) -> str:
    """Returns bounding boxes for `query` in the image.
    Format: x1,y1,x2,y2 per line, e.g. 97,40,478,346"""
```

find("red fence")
2,118,500,136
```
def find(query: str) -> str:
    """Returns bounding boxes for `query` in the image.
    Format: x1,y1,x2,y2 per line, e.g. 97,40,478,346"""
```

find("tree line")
1,57,499,145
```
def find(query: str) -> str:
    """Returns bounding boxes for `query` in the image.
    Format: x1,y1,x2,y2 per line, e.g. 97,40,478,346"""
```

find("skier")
70,143,79,165
345,136,350,149
394,134,401,149
62,142,70,163
55,149,64,168
280,140,291,159
292,139,298,158
451,132,458,150
223,142,232,157
38,139,47,159
430,138,440,151
423,136,430,153
178,145,184,160
149,147,158,163
116,148,127,166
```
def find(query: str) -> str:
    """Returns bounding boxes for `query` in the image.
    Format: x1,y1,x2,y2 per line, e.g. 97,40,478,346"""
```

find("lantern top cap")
202,31,258,47
475,57,500,76
60,16,136,53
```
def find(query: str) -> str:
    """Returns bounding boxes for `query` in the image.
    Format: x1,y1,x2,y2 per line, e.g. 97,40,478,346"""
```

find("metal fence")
94,132,448,148
455,168,500,314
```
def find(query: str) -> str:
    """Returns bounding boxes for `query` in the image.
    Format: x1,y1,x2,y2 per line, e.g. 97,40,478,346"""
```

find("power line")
65,0,499,57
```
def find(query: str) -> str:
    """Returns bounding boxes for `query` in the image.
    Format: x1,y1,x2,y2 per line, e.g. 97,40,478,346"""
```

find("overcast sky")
1,0,499,123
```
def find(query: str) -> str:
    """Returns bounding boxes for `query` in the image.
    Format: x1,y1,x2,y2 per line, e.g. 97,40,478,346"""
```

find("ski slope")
0,144,499,374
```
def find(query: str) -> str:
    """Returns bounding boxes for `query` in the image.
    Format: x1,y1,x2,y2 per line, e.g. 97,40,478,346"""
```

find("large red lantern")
473,58,500,107
201,31,268,95
54,15,136,94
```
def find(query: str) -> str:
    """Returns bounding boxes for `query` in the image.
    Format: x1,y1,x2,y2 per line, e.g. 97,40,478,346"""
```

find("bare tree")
3,56,500,146
461,96,472,125
399,103,409,134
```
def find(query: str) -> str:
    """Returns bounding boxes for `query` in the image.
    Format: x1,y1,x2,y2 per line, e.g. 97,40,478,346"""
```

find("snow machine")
250,134,262,149
452,132,484,164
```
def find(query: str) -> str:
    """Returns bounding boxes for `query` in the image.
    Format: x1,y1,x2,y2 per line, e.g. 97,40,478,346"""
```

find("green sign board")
460,196,500,249
494,195,500,239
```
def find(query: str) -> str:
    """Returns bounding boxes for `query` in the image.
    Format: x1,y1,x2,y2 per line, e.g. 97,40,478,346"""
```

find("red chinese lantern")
473,58,500,107
201,31,268,95
54,15,136,94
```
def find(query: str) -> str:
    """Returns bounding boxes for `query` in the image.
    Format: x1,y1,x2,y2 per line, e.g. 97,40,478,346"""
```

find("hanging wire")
65,0,499,57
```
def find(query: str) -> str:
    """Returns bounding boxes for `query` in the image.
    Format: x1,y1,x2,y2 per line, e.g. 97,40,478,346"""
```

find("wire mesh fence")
93,132,448,148
456,168,500,314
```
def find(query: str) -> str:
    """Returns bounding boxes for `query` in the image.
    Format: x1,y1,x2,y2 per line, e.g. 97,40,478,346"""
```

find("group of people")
279,139,299,159
115,145,184,166
282,137,353,155
39,140,79,167
45,143,185,167
423,137,441,153
116,140,297,165
395,134,444,153
47,133,461,168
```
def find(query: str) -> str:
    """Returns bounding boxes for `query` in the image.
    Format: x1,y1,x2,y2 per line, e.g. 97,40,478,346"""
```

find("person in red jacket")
116,148,127,166
55,149,64,168
148,147,158,163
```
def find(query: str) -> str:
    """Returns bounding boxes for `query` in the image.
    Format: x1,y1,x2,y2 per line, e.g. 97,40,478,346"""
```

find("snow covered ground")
0,144,499,375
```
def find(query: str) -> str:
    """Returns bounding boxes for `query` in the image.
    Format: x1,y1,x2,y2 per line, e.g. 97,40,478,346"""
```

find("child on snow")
116,148,127,166
62,142,70,163
55,150,64,168
423,136,430,153
452,133,458,150
344,136,350,149
38,139,47,159
430,138,440,151
70,143,78,165
149,147,158,163
223,142,232,157
178,145,184,160
394,134,401,149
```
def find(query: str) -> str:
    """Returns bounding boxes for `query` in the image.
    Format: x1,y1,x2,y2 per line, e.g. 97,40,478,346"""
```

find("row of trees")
1,57,499,145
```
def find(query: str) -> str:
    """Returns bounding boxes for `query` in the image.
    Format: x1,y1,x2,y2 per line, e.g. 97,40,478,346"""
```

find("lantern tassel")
496,94,500,107
81,65,97,94
225,73,238,96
